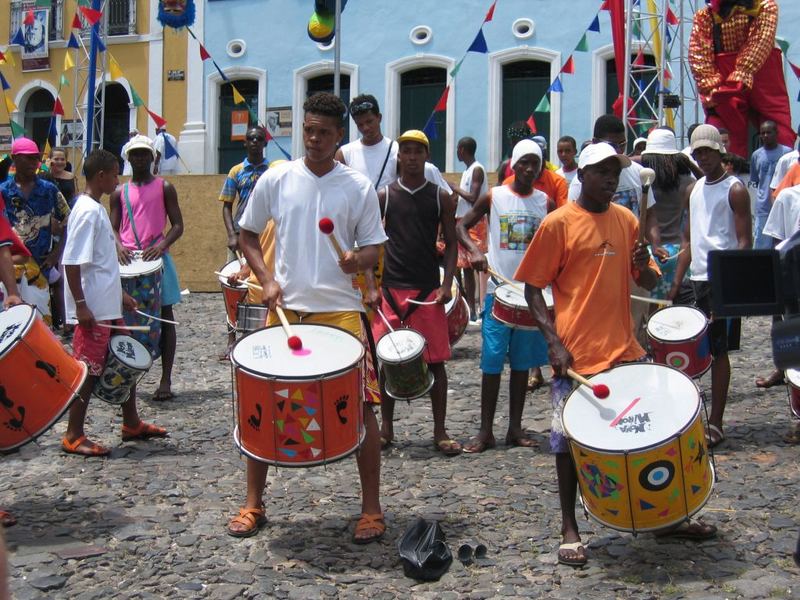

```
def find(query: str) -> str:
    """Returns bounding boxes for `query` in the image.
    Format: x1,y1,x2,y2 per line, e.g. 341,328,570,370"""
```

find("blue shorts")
161,252,182,306
480,294,548,374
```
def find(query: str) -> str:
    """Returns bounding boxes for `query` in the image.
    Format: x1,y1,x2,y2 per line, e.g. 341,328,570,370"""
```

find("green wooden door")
24,89,54,154
306,74,351,147
218,80,259,174
502,61,550,164
400,67,446,170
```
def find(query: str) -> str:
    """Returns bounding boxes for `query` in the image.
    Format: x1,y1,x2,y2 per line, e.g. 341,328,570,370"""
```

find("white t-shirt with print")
456,161,489,218
556,166,578,185
763,185,800,242
238,159,388,313
340,136,397,189
62,193,123,323
568,161,656,217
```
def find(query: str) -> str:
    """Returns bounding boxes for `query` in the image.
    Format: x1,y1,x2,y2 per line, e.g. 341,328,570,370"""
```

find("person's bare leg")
227,458,269,535
708,352,730,439
464,268,477,318
379,378,395,446
155,306,176,397
64,376,94,442
556,452,585,563
464,372,499,452
507,369,535,446
429,363,459,453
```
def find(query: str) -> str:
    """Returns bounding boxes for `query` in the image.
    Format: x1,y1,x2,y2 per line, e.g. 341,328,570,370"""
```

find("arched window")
23,88,54,151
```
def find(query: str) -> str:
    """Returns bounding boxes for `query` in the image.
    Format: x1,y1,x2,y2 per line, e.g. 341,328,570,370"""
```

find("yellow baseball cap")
397,129,430,150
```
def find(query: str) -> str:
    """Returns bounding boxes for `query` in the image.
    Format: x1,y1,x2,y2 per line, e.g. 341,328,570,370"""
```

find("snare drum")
376,329,434,400
562,363,713,533
120,251,163,357
445,296,469,347
235,303,269,333
491,284,553,329
218,259,248,329
231,324,365,467
93,335,153,405
0,304,87,452
785,369,800,419
647,306,711,379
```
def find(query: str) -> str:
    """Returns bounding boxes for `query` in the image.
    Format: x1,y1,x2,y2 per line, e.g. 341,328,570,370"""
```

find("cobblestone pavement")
2,293,799,599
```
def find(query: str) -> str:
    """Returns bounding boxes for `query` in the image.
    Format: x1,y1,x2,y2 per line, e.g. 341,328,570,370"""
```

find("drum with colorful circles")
646,306,711,379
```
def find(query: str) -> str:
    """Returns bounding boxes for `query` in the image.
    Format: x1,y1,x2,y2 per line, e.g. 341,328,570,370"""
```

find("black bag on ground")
397,517,452,581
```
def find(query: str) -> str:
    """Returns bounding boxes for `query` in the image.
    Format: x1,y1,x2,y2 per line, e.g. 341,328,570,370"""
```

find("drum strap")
381,286,436,324
373,141,393,191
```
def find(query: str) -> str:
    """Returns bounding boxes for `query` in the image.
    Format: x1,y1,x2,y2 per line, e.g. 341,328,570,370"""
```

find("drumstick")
318,218,346,260
214,271,261,290
631,294,672,307
235,250,245,266
487,268,524,293
566,368,610,399
375,307,396,333
135,309,180,325
96,323,151,332
638,167,656,245
274,306,302,350
406,298,438,306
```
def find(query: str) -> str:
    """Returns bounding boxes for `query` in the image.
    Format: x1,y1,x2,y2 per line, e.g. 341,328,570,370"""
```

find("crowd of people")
0,86,798,568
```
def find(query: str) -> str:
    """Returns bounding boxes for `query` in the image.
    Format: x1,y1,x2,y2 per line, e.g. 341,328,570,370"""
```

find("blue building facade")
178,0,800,174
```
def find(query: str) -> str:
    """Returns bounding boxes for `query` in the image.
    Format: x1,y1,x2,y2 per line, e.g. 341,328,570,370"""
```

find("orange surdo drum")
231,324,365,467
0,304,87,451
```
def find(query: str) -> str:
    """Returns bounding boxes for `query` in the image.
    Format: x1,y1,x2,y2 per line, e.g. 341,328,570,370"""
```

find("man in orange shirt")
515,143,715,567
772,156,800,199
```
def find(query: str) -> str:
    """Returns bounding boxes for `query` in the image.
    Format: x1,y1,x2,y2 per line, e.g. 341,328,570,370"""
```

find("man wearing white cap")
673,124,752,449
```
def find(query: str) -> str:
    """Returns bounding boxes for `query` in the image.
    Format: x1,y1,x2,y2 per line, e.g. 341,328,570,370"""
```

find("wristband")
75,299,86,304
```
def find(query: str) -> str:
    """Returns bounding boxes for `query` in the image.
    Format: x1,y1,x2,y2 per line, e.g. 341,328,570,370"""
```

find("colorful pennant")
53,98,64,116
146,109,167,129
71,13,82,29
67,33,80,49
575,33,589,52
130,87,145,107
11,29,25,46
467,29,488,54
484,1,496,22
5,97,17,114
0,72,9,91
79,6,103,26
9,121,25,138
108,57,123,80
199,44,211,61
23,10,35,26
63,51,75,71
526,115,537,135
588,15,601,33
433,86,449,112
561,56,575,75
534,96,550,113
232,86,246,105
548,77,564,93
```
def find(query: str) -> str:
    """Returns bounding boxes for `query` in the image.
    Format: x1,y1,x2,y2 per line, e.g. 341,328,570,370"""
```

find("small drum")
445,295,469,347
647,306,711,379
785,369,800,419
93,335,153,405
376,329,434,400
232,324,365,467
235,303,269,333
120,251,163,357
218,259,248,329
0,304,87,452
562,363,714,533
491,284,553,329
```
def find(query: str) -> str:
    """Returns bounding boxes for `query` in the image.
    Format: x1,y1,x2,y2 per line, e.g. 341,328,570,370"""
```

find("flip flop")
227,507,267,538
0,510,17,528
434,439,463,456
353,513,385,545
121,421,168,441
557,541,587,567
505,434,538,448
462,437,496,454
705,424,725,449
62,435,111,457
655,519,717,541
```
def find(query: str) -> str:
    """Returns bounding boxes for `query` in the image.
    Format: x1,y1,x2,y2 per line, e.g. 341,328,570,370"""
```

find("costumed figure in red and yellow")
689,0,796,159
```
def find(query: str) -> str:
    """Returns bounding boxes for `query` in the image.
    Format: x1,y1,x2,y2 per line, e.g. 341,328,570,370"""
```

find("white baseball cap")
123,134,156,159
578,142,631,170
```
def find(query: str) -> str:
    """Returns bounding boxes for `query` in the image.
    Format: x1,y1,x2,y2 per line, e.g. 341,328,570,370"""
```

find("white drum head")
232,324,363,378
647,306,707,341
786,368,800,388
376,329,426,362
0,304,34,356
494,283,527,308
562,363,699,452
119,251,163,278
109,335,152,369
218,259,248,288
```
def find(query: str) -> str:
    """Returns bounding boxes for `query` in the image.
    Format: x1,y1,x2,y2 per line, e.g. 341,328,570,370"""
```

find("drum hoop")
120,263,163,278
561,363,702,453
375,327,427,364
0,304,35,361
230,323,365,380
493,286,527,307
218,259,249,289
108,336,154,371
646,306,709,342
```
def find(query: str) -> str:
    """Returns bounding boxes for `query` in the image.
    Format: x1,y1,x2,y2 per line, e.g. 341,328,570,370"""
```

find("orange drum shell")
233,366,364,467
221,284,248,328
0,315,86,451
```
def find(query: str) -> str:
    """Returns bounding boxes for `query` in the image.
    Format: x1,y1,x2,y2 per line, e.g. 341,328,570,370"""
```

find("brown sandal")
227,507,267,538
353,513,385,544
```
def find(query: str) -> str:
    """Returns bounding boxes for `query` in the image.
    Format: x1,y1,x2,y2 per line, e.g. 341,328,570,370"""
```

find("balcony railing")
9,0,63,43
76,0,137,37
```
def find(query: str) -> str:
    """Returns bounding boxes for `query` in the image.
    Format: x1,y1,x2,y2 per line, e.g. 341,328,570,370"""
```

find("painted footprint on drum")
35,359,57,379
336,396,348,424
248,403,262,431
0,386,25,431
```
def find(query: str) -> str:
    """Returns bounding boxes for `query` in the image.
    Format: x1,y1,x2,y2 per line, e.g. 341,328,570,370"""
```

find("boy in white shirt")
61,150,167,456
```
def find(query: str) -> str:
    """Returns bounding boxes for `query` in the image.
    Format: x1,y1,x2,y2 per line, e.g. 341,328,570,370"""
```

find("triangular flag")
588,15,601,33
484,0,497,22
23,10,35,26
777,38,790,55
665,27,672,44
449,57,464,78
526,115,537,134
276,142,292,161
232,85,246,105
632,20,641,39
634,51,646,66
164,136,178,159
79,6,103,26
213,61,229,82
63,51,75,71
47,117,57,148
59,73,70,87
5,96,17,114
422,115,438,141
2,48,15,67
67,33,80,49
53,97,64,116
97,38,106,53
548,76,564,93
575,33,589,52
434,86,449,112
11,29,25,46
248,108,258,126
71,13,82,29
0,72,9,91
147,109,167,129
9,121,26,139
797,89,800,102
108,57,123,80
199,44,211,61
534,95,550,112
666,7,679,25
600,0,609,9
561,56,575,75
467,29,488,54
130,87,145,107
0,50,5,64
790,62,800,79
78,0,90,7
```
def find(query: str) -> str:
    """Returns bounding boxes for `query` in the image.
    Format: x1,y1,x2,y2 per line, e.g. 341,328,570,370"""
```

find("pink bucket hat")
10,137,40,156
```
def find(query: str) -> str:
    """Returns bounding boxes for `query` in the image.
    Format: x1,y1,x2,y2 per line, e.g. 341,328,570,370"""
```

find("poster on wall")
0,125,12,152
59,120,84,148
266,107,292,138
21,8,50,72
231,110,249,141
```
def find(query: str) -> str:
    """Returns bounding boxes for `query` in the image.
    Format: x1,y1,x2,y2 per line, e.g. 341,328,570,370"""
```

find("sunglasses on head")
350,101,375,115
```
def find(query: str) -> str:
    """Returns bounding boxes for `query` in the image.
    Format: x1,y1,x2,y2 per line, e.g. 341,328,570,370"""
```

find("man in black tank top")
369,130,462,455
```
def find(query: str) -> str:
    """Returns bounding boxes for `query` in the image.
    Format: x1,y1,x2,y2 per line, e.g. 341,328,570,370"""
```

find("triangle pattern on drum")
276,389,289,398
691,485,702,494
307,419,321,431
311,448,322,457
639,499,655,510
